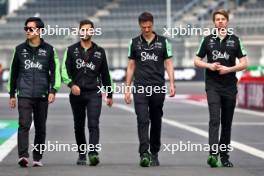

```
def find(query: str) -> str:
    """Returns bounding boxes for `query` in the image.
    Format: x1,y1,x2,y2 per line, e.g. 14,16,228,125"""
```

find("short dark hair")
138,12,154,24
212,9,229,21
25,17,44,28
79,19,94,29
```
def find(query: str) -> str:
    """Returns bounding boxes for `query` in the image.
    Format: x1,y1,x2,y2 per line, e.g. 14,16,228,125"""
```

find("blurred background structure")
0,0,263,104
0,0,264,68
0,2,264,173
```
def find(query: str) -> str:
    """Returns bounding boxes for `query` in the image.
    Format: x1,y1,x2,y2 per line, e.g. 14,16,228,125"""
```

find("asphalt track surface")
0,82,264,176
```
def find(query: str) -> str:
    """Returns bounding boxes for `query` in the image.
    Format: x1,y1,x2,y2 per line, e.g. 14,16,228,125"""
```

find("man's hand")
124,92,132,104
169,84,176,97
71,85,81,96
106,98,113,107
208,62,221,71
9,98,16,109
217,65,231,75
48,93,55,104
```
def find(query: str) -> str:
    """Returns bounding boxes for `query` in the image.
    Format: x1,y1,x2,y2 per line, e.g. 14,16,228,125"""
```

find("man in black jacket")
8,17,61,167
62,19,113,166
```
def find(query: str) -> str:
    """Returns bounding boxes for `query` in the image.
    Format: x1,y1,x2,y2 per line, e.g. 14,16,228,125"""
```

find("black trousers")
206,88,236,158
17,97,48,161
70,92,102,155
133,90,165,156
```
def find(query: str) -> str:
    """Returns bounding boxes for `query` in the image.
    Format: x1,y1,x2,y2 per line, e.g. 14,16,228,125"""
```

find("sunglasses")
24,26,38,32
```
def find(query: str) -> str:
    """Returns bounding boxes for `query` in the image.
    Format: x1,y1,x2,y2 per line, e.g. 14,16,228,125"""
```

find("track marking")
0,132,17,162
0,123,33,162
114,103,264,160
0,93,262,117
180,99,264,117
163,121,264,126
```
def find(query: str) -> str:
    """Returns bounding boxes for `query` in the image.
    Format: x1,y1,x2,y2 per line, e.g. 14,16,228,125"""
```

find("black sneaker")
150,153,160,166
140,153,150,167
18,157,29,168
88,153,100,166
220,157,234,167
76,154,87,165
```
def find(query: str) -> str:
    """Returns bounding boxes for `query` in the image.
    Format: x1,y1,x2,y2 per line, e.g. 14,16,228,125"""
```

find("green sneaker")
140,153,150,167
88,153,100,166
207,155,219,168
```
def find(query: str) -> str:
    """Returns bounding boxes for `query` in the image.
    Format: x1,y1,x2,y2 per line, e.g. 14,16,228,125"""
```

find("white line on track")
180,99,264,117
0,124,33,162
163,121,264,126
0,132,17,162
114,103,264,160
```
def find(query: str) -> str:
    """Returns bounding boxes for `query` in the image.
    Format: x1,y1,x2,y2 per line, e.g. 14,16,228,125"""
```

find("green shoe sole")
140,158,150,167
89,155,99,166
207,156,219,168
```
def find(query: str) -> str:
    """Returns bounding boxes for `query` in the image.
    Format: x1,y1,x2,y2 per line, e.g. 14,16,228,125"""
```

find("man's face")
139,21,153,37
214,14,228,29
24,21,40,40
79,24,93,41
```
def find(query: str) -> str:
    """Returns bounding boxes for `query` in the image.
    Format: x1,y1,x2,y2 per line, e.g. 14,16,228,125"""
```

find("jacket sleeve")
61,48,74,88
8,48,19,98
237,38,247,59
128,39,136,60
49,48,61,94
164,38,173,59
100,49,113,98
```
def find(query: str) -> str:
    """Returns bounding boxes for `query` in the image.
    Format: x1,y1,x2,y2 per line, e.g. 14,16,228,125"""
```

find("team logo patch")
226,40,235,47
38,48,47,56
21,49,29,58
212,50,230,60
141,52,158,62
24,60,43,70
208,39,215,48
74,48,79,56
94,51,102,58
76,59,95,70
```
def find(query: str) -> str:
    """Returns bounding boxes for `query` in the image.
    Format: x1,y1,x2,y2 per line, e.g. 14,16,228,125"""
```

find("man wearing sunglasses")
8,17,61,167
62,19,113,166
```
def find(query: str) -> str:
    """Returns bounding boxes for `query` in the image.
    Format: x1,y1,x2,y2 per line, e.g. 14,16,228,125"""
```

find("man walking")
8,17,61,167
194,9,248,167
62,19,113,166
125,12,175,167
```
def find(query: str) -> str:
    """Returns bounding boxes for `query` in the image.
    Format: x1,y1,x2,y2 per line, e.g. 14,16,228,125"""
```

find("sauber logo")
94,51,102,58
38,48,47,56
